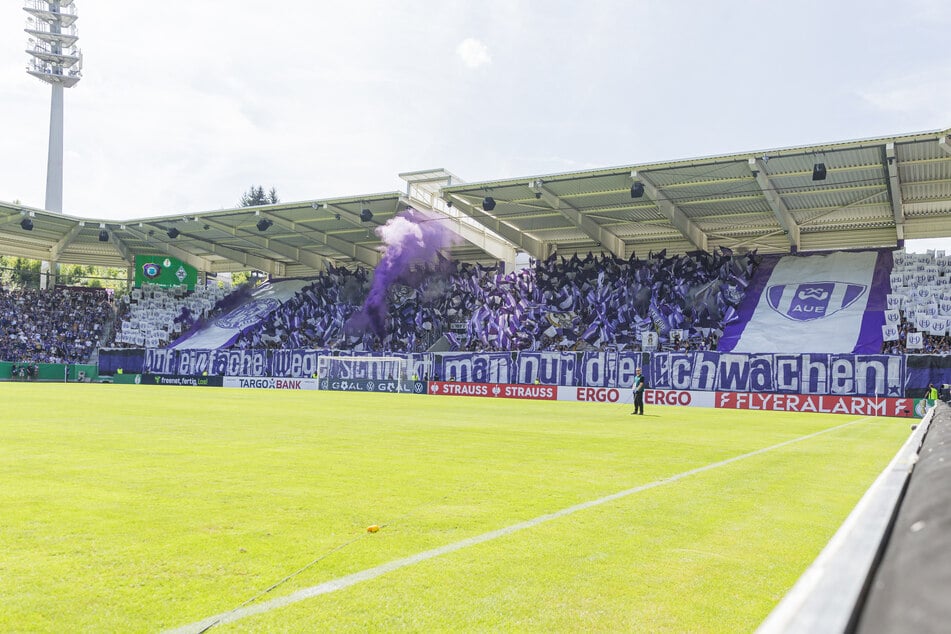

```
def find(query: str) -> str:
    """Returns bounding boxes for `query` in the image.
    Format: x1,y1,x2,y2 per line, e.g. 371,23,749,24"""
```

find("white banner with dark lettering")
649,351,904,397
722,251,887,353
557,386,715,408
223,376,320,390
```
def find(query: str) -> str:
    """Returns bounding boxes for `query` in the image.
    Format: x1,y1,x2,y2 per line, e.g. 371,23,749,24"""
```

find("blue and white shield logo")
766,281,867,322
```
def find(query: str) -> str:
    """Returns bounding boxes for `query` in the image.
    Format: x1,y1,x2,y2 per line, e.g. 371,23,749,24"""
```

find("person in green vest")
927,383,939,400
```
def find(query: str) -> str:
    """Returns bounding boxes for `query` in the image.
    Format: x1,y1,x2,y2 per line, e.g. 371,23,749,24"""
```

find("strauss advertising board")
428,381,556,400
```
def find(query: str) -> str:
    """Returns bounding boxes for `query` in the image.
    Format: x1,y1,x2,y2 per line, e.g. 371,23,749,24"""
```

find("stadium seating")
229,249,753,353
0,286,113,363
882,249,951,354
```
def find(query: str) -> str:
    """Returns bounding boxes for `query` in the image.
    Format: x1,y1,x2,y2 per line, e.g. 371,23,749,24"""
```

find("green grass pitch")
0,383,909,632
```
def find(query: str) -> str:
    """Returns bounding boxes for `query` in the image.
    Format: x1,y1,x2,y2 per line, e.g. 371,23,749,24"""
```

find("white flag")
641,331,658,351
907,331,924,349
931,318,947,336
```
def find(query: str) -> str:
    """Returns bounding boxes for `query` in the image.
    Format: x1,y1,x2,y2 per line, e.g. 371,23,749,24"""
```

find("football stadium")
4,2,951,633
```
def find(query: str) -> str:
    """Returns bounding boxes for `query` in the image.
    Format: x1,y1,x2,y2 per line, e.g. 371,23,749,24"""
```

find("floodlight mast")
24,0,82,287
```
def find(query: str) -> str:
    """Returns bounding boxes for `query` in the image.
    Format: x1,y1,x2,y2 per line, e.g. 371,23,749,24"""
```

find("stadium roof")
2,127,950,276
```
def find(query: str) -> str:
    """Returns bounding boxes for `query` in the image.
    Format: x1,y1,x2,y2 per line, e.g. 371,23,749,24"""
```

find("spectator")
0,286,113,364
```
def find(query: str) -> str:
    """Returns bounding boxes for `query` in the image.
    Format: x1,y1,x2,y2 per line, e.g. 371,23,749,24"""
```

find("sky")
1,0,950,251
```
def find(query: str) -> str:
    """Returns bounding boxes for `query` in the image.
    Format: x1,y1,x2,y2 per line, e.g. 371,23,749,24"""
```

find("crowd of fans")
0,286,113,363
13,247,951,363
230,248,754,353
880,249,951,355
110,283,234,348
881,314,951,355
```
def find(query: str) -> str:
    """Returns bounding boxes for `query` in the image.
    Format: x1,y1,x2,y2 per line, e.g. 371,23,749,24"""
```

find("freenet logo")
766,281,866,322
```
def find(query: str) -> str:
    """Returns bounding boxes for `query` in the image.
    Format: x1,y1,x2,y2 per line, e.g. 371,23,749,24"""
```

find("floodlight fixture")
167,227,180,239
360,208,374,222
21,217,34,231
256,218,273,232
812,162,827,181
482,196,496,211
24,0,83,216
98,229,108,242
630,182,645,198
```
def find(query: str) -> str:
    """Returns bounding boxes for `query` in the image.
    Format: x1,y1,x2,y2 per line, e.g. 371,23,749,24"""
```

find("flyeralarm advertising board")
715,392,915,417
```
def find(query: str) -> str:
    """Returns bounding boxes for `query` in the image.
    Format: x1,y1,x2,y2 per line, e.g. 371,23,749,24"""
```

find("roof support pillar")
884,143,905,243
748,158,801,252
631,171,708,252
530,180,626,258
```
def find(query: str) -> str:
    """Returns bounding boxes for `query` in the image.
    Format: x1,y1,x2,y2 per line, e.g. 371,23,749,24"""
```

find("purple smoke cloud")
347,208,462,337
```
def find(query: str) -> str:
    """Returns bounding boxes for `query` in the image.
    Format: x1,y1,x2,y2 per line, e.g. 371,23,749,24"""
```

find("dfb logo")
766,282,866,322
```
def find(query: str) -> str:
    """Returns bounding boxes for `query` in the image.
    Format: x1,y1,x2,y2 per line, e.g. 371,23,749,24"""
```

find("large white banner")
729,251,879,353
171,279,311,350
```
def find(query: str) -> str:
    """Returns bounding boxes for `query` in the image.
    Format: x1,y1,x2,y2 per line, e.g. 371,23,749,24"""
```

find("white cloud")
857,65,951,123
456,38,491,69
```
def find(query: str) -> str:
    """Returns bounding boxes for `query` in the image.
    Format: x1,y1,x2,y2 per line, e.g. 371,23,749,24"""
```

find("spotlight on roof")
812,162,827,181
360,208,374,222
167,227,180,239
20,217,33,231
630,182,645,198
98,229,109,242
256,218,273,232
482,196,496,211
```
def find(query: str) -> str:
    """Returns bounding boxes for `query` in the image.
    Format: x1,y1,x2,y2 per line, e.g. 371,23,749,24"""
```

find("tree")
1,258,129,290
0,256,42,288
239,186,280,207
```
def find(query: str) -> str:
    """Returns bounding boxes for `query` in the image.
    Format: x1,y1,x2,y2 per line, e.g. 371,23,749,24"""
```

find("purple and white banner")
145,348,272,376
649,351,904,397
171,280,311,350
141,348,904,396
720,251,890,353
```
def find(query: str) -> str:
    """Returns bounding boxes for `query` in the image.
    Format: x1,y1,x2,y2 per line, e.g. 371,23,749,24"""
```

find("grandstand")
2,131,951,277
4,129,951,631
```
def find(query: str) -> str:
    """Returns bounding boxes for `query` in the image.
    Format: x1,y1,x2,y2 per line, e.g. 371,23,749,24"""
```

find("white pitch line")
167,416,874,633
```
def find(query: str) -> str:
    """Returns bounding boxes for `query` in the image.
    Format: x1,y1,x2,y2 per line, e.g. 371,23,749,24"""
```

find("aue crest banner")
722,251,887,353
